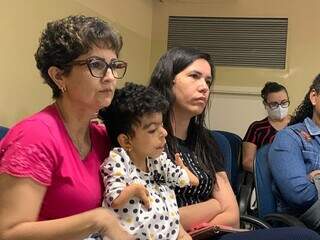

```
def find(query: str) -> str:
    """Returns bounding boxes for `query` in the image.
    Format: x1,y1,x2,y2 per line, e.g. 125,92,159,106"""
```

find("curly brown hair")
290,74,320,125
99,82,169,148
34,15,123,98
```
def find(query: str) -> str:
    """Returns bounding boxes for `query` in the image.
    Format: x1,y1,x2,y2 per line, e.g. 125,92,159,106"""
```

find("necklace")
55,102,91,159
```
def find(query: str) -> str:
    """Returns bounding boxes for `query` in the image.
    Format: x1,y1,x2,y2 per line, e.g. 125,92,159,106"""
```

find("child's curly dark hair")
99,82,169,147
35,15,122,99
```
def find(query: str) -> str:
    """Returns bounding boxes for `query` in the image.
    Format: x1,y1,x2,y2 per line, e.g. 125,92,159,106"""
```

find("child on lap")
99,83,198,240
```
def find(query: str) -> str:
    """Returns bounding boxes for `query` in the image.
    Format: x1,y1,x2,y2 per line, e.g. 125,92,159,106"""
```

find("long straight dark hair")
149,47,224,183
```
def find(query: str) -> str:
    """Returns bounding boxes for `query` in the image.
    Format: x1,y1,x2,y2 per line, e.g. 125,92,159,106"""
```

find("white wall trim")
212,85,261,96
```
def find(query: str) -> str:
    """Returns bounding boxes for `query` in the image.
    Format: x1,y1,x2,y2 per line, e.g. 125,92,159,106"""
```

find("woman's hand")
95,208,134,240
308,170,320,182
175,153,199,186
177,224,192,240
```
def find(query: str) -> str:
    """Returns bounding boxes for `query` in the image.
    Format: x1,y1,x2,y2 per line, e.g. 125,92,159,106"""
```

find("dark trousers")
218,227,319,240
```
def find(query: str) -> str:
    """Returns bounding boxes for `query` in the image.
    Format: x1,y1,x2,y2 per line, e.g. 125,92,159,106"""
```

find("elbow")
289,194,317,209
229,214,240,228
286,186,318,209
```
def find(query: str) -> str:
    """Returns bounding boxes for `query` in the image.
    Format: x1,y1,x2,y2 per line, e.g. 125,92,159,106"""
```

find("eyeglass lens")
88,58,127,79
267,100,289,109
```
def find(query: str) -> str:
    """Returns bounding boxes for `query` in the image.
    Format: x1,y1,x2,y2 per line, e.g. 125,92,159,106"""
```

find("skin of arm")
179,196,223,231
242,142,257,172
177,223,192,240
0,174,133,240
209,172,240,228
111,183,150,209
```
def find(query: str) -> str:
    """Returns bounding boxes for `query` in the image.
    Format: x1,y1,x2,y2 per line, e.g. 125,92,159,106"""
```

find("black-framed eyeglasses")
67,57,127,79
265,100,290,110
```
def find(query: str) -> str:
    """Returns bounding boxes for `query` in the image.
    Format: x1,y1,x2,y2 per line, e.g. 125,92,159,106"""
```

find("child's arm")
177,223,192,240
175,153,199,186
101,149,150,209
111,183,150,209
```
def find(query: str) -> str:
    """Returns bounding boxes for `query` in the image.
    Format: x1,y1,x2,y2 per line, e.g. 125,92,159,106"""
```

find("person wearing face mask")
242,82,291,173
269,74,320,232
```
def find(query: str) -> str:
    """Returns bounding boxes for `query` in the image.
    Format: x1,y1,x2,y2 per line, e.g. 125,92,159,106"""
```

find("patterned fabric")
0,104,109,220
101,148,190,240
173,138,224,207
243,117,277,149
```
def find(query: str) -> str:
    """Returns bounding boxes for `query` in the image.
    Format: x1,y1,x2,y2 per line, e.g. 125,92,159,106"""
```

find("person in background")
149,47,320,240
269,74,320,232
0,15,132,240
242,82,291,172
99,82,199,240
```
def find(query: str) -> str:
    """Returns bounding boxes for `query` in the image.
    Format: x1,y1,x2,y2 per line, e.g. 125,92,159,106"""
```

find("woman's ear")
48,66,66,92
117,133,133,152
309,89,318,106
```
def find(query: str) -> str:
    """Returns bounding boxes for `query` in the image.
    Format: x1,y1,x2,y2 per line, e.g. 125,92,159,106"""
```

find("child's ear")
117,133,133,152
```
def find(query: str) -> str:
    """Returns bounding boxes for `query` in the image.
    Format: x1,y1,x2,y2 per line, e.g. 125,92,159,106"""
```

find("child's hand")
111,184,150,209
178,224,192,240
175,153,199,186
131,183,150,209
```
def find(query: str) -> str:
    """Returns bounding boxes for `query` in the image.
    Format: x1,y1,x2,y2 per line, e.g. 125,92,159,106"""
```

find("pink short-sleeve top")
0,104,109,220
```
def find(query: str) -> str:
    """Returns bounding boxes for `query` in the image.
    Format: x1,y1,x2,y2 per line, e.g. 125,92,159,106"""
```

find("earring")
60,86,67,93
126,147,132,152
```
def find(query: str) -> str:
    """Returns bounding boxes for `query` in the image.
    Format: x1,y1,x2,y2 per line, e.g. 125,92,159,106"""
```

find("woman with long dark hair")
149,47,320,239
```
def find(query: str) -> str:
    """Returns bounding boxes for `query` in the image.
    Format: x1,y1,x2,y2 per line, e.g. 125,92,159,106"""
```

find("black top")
171,138,224,207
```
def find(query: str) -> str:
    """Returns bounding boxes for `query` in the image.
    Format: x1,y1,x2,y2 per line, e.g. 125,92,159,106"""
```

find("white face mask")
266,105,288,120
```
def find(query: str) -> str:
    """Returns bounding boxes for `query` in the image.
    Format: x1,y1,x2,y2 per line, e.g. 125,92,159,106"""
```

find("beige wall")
3,0,320,136
0,0,152,127
151,0,320,136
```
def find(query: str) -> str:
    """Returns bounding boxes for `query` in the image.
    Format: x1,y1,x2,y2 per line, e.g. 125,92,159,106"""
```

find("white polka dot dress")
101,148,190,240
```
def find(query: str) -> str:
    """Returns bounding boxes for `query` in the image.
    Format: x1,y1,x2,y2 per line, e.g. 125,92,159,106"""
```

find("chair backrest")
210,131,232,181
215,130,242,194
254,143,277,218
0,126,9,140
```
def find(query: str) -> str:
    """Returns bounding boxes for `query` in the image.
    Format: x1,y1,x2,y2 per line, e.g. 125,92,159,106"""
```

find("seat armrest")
240,214,271,229
264,213,306,227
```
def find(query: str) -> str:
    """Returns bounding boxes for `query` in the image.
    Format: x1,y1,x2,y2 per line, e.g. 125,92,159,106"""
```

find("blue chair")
214,131,254,216
211,130,271,229
254,144,305,227
215,131,242,193
0,126,9,140
210,131,232,179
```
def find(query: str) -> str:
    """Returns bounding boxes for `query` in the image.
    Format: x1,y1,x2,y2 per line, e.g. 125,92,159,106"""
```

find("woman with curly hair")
0,15,132,240
269,74,320,232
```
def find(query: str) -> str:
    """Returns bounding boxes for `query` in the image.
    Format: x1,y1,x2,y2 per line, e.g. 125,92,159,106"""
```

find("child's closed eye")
148,128,157,134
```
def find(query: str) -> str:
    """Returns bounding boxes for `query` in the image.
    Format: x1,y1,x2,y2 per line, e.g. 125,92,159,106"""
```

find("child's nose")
161,126,168,137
